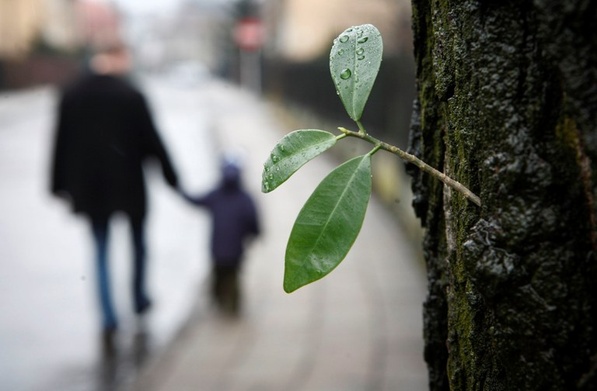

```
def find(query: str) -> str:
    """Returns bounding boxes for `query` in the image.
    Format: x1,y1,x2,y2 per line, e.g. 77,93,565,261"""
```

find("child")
183,157,260,314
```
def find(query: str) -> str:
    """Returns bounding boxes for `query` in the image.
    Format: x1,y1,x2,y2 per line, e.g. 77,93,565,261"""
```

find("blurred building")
0,0,44,59
0,0,129,89
262,0,411,61
0,0,78,89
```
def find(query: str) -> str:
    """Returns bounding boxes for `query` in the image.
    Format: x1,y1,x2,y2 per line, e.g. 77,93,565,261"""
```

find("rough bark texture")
407,1,597,390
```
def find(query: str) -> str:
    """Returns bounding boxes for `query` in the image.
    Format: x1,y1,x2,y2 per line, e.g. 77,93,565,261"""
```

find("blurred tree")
408,1,597,390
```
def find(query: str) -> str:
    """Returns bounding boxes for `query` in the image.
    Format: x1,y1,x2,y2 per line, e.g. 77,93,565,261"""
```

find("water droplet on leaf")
357,37,368,44
356,48,364,55
339,35,349,43
340,68,352,80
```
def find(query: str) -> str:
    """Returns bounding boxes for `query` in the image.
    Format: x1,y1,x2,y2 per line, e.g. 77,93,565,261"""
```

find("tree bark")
407,1,597,390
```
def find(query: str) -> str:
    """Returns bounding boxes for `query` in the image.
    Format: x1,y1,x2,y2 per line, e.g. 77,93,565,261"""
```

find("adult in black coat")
50,43,179,335
184,158,260,314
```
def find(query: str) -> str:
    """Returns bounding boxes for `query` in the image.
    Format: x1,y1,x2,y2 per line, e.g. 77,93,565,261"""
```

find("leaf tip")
283,275,301,293
262,159,279,193
261,180,272,193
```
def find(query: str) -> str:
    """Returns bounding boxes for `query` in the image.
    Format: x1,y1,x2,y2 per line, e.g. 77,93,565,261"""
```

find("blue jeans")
91,215,149,329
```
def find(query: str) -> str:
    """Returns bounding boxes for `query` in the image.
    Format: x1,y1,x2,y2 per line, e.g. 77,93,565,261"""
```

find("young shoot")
263,24,480,293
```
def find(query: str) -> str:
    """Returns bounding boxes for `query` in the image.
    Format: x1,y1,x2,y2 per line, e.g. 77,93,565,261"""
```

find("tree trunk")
407,1,597,390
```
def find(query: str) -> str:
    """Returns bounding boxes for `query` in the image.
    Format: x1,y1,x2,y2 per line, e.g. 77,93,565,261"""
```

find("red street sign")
234,17,264,51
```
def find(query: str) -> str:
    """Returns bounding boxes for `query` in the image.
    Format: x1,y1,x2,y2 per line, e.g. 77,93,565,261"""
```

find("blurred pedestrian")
183,156,260,315
49,42,179,338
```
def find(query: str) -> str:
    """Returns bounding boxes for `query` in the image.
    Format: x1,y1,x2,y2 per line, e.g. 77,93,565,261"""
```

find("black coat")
50,73,178,219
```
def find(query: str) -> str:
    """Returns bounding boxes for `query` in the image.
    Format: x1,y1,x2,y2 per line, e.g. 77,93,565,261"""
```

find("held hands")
177,187,200,206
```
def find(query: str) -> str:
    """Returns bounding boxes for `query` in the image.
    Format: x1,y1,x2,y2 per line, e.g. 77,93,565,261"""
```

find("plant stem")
338,127,481,206
368,145,382,156
356,120,367,135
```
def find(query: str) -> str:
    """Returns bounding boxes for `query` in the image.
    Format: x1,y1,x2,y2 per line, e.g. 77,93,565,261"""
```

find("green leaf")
284,155,372,293
262,129,336,193
330,24,383,122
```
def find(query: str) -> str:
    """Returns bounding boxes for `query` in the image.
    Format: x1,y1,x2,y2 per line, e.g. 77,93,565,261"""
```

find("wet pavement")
0,75,428,390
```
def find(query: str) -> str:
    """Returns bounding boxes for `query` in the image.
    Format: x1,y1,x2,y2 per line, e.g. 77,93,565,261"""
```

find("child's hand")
178,188,205,206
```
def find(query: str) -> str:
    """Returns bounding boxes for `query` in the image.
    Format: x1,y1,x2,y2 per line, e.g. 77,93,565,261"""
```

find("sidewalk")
134,80,428,391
